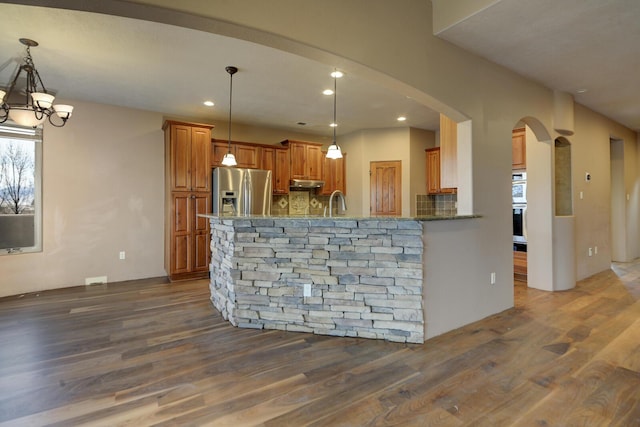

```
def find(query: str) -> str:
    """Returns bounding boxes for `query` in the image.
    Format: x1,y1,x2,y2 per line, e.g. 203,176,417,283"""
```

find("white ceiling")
1,1,639,136
435,0,640,131
0,3,440,137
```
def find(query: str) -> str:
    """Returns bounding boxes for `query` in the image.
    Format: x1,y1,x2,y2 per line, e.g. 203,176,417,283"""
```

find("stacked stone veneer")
208,217,424,343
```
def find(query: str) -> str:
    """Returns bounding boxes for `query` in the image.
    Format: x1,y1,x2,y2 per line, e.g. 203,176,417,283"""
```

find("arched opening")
511,118,575,292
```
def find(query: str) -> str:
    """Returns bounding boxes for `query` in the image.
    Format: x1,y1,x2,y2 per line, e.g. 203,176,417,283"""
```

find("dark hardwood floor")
0,262,639,426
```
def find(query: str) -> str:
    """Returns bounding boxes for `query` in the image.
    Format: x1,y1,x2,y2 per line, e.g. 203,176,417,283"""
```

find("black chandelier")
0,38,73,128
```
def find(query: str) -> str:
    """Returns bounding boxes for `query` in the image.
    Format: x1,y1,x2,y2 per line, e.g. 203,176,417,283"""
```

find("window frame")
0,121,43,255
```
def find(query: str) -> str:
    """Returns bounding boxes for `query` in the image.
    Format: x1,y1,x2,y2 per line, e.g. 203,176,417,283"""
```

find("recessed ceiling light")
323,89,334,95
397,116,407,122
331,70,344,78
204,101,214,107
576,89,588,94
330,122,337,127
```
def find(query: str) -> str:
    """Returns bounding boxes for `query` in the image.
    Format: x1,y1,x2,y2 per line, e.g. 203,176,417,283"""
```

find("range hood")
290,179,324,189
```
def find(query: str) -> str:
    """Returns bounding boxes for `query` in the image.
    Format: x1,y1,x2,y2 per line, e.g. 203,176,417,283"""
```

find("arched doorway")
511,118,574,292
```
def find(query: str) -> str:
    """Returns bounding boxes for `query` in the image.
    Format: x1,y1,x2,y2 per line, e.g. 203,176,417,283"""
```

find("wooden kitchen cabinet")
211,140,259,169
282,140,323,180
235,144,260,168
513,249,527,279
512,127,526,170
261,146,290,194
163,120,213,281
426,147,456,195
273,148,290,194
321,152,346,195
439,113,458,190
169,192,211,277
166,121,211,192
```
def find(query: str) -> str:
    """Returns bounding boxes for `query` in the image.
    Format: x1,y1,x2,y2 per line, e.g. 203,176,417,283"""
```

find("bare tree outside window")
0,141,35,214
0,122,42,254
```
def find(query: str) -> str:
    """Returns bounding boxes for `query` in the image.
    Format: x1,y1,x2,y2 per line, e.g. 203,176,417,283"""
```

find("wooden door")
370,161,402,216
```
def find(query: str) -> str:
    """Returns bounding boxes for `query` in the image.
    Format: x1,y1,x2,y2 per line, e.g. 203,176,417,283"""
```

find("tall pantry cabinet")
163,120,213,281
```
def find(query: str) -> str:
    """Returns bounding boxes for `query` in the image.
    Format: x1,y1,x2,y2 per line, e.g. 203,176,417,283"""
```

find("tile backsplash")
272,190,330,216
416,193,458,216
272,192,458,217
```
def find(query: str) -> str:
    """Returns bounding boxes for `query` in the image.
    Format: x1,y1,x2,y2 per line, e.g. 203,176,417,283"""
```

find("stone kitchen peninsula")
205,216,425,343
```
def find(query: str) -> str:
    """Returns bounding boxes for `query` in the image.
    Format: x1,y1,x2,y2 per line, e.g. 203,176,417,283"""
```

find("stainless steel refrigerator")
212,167,272,215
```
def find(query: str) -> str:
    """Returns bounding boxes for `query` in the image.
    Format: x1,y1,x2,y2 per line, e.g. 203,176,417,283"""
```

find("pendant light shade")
222,65,238,167
326,70,343,159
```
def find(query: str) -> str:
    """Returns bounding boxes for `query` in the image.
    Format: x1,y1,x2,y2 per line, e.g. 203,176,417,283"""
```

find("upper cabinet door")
321,153,346,195
191,127,211,192
235,144,260,169
289,143,306,179
166,122,212,192
426,148,441,194
273,149,290,194
439,113,457,189
512,128,526,170
306,145,323,180
170,124,191,192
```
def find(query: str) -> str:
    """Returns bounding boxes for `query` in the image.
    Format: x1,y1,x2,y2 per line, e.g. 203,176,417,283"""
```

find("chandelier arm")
31,67,49,95
5,65,26,104
0,105,8,124
48,113,67,127
3,38,72,128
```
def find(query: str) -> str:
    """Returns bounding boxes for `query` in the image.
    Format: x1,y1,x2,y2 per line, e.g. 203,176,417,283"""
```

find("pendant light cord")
333,72,337,144
227,70,233,153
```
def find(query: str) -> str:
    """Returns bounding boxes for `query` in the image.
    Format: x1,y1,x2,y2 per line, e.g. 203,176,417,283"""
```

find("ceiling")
0,3,440,138
1,1,639,136
435,0,640,132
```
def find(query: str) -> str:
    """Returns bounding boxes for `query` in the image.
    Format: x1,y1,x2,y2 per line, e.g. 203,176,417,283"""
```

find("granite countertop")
198,213,480,221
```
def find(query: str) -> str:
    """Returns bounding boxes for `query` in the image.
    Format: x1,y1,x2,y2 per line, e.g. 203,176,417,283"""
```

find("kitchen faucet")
328,190,347,217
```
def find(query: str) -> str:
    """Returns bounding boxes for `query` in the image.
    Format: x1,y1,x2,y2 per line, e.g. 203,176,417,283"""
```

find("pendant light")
0,38,73,128
326,70,343,159
221,66,238,166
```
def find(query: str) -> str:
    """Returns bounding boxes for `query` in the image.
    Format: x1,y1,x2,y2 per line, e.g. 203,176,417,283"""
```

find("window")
0,121,42,254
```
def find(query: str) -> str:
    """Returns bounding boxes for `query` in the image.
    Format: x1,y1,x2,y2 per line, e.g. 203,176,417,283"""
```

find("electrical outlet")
303,284,312,297
588,248,593,257
119,251,126,260
490,272,496,285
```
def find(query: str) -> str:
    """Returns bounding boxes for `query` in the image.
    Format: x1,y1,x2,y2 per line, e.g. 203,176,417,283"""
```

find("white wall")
341,128,411,216
0,100,166,297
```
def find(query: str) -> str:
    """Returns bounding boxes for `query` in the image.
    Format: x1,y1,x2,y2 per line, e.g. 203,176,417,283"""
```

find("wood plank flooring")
0,263,639,426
